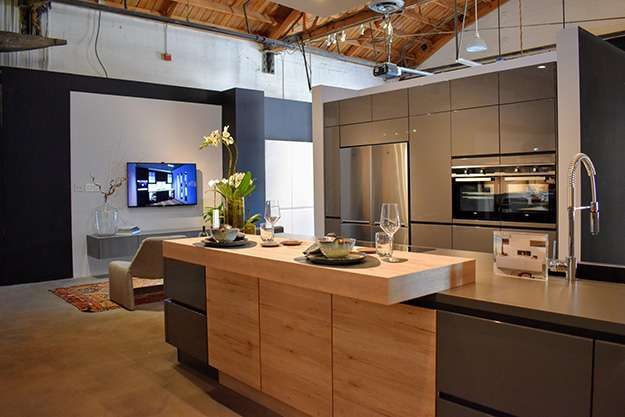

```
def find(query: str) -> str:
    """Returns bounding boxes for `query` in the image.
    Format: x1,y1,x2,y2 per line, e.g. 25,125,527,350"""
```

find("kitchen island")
162,235,476,417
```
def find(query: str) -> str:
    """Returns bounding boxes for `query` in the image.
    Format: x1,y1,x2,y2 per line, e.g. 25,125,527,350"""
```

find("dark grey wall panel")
579,29,625,265
264,97,311,142
222,88,265,219
0,66,221,285
438,311,593,417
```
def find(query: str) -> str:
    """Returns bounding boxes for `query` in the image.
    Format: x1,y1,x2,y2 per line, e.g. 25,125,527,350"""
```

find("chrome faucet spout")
564,153,600,282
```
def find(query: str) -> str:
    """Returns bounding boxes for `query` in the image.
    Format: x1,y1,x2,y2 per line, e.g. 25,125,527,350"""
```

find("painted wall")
0,2,383,101
70,92,222,277
421,0,625,69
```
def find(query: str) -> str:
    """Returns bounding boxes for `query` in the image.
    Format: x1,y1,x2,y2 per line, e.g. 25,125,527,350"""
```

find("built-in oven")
452,166,500,222
498,164,556,225
452,163,556,226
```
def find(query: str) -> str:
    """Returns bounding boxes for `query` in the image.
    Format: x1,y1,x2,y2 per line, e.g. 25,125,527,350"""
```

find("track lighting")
465,0,488,53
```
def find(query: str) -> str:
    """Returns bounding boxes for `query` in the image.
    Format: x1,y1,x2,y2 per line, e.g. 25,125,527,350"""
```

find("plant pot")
95,203,119,236
224,197,245,229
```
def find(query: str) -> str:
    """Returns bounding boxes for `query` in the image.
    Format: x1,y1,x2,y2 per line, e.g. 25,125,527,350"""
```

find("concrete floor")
0,277,279,417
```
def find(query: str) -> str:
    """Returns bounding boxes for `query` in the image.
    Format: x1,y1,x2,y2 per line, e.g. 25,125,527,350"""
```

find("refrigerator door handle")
342,220,370,224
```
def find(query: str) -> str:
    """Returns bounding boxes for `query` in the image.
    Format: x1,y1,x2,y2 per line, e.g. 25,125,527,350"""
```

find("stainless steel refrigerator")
338,143,409,245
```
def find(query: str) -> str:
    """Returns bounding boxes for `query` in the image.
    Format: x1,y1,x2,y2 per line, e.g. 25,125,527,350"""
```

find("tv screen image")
127,162,198,207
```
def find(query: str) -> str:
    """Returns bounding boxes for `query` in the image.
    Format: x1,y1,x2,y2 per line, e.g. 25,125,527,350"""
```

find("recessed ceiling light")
537,65,547,69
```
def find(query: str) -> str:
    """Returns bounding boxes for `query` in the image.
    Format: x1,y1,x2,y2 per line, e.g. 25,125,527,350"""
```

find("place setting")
259,200,304,248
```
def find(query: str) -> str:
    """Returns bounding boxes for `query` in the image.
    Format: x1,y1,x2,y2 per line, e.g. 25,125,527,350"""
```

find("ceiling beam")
172,0,278,25
269,10,303,39
283,0,431,44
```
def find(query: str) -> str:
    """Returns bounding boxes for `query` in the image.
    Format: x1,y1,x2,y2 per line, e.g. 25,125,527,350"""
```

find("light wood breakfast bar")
162,235,476,417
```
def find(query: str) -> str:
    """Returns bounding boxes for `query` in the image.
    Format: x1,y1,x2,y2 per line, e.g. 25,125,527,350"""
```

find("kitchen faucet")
550,153,600,282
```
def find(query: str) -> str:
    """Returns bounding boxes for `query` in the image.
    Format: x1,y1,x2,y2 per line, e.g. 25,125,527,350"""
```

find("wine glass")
380,203,401,263
264,200,281,240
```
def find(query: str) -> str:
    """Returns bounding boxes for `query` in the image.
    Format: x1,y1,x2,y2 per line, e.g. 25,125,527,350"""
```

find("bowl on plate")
317,237,356,259
211,226,239,243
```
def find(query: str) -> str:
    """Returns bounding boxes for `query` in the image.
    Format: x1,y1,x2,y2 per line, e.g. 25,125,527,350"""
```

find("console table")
86,226,285,259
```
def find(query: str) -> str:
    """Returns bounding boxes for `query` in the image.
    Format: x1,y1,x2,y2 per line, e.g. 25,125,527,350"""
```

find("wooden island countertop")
163,235,475,305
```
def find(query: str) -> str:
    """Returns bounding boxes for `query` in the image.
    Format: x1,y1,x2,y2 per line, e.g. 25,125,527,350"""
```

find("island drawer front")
593,340,625,417
437,311,593,417
437,399,494,417
164,259,206,313
164,300,208,365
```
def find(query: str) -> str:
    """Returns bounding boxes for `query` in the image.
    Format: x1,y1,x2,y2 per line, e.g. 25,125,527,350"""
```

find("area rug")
50,278,164,313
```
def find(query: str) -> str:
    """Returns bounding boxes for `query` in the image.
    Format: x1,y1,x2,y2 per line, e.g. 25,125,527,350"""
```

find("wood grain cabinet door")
259,281,333,417
205,269,261,390
437,311,593,417
372,89,409,121
500,99,556,154
333,297,436,417
593,340,625,417
339,96,371,125
410,112,451,222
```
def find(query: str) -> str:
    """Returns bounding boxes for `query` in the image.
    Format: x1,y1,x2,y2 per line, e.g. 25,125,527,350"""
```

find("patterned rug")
50,278,165,312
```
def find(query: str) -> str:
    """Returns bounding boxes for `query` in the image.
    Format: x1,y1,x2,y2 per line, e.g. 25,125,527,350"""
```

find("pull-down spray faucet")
551,153,600,282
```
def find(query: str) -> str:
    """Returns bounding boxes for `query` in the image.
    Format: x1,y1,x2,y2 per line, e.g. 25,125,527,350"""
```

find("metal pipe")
50,0,377,67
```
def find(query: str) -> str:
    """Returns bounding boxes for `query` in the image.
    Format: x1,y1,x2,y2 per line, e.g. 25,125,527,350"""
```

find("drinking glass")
375,232,392,258
260,223,274,242
264,200,281,240
380,203,401,263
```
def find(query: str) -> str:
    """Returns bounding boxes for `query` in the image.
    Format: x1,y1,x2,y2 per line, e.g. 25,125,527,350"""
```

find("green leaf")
245,213,261,225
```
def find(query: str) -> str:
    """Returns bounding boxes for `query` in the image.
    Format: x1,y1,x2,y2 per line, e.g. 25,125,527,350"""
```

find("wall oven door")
498,166,556,225
452,167,500,222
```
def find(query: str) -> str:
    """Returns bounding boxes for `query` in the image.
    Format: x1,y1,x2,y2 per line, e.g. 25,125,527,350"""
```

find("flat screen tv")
127,162,198,208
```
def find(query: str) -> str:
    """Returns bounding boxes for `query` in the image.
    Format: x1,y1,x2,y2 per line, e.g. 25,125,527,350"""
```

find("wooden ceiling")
77,0,507,67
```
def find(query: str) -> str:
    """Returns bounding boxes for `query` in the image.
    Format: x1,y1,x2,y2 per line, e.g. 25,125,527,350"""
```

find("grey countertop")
421,248,625,340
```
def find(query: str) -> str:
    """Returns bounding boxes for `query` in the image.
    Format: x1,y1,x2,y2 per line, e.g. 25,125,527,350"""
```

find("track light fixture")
465,0,488,53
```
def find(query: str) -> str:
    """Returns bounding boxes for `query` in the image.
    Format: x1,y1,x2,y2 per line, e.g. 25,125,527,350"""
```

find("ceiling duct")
368,0,405,15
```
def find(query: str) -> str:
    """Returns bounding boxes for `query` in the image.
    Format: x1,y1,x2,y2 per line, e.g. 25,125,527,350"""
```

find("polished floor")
0,277,279,417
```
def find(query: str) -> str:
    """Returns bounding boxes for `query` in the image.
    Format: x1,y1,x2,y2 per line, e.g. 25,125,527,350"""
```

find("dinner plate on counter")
305,252,367,266
202,237,249,248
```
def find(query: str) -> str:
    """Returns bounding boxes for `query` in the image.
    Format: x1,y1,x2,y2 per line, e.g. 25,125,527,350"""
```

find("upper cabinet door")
340,118,409,147
410,113,451,222
500,99,556,154
339,96,371,125
409,81,451,115
500,63,556,104
323,101,340,127
451,106,499,156
372,89,409,121
324,127,340,217
450,73,499,110
593,340,625,417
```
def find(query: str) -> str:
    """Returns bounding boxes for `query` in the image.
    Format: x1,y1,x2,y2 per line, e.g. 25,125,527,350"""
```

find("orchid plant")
200,126,260,227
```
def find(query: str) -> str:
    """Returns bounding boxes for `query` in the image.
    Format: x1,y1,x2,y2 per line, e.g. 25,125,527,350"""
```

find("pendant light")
465,0,488,53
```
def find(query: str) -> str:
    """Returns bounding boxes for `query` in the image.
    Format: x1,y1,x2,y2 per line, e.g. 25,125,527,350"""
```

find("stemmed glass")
264,200,281,241
380,203,401,263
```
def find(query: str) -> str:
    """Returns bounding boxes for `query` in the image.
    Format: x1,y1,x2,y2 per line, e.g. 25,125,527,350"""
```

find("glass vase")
95,202,119,236
224,197,245,229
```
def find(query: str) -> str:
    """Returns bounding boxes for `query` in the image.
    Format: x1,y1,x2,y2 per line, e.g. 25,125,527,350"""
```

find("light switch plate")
85,183,100,192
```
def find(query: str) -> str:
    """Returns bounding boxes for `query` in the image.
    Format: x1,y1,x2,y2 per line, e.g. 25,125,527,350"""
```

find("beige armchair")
109,235,186,310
